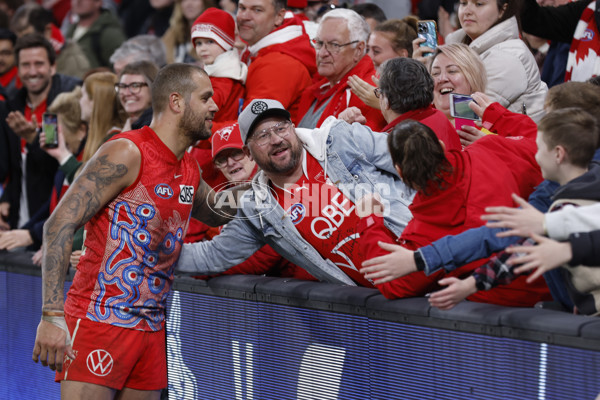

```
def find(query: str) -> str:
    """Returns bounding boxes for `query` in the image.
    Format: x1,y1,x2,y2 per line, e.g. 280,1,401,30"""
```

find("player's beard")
179,104,212,143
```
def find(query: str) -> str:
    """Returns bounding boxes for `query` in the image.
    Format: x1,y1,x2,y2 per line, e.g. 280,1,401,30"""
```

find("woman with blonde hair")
162,0,215,64
429,43,491,146
80,71,128,163
429,44,487,118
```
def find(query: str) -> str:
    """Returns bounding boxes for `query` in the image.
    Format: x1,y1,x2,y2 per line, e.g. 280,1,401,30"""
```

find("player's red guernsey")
64,126,200,331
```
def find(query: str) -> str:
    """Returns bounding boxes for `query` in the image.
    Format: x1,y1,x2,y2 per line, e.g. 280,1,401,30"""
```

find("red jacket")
242,16,316,121
383,105,462,152
360,103,545,301
211,76,245,124
296,55,387,131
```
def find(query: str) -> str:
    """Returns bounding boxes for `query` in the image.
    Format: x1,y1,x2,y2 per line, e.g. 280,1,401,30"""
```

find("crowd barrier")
1,250,599,399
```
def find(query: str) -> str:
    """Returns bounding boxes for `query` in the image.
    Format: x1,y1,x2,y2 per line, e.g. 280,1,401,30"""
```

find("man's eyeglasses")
214,149,246,168
311,39,359,54
115,82,148,94
373,87,382,98
250,120,292,147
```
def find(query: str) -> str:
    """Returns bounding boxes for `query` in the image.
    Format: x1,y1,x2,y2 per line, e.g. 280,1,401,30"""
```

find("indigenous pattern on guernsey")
64,126,200,332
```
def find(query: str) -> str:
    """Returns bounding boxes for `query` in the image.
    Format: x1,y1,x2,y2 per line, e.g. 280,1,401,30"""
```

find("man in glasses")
296,8,386,131
237,0,317,122
177,98,413,288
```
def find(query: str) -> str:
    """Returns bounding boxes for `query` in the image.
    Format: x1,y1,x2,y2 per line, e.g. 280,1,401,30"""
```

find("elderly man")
238,0,317,121
296,8,386,131
176,98,414,288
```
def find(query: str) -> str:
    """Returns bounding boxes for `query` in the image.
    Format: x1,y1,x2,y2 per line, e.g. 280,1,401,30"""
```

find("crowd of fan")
1,0,600,315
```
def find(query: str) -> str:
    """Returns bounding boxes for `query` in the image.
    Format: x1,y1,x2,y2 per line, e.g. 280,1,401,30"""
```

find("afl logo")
288,203,306,225
155,183,173,199
251,101,268,114
86,349,114,376
582,28,594,41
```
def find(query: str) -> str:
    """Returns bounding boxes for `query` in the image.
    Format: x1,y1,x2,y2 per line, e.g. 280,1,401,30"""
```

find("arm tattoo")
42,155,128,310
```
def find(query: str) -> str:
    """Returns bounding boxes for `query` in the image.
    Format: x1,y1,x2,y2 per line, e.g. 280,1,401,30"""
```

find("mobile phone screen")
43,113,58,148
450,94,480,121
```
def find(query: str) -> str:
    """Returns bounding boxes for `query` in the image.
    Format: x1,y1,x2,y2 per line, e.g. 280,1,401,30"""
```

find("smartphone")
42,112,58,148
417,20,438,56
449,93,480,121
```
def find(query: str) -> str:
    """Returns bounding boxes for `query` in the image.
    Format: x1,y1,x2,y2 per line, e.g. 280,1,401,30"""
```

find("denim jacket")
177,117,414,285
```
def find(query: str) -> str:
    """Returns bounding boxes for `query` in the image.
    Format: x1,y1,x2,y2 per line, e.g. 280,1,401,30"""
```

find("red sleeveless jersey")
64,126,201,331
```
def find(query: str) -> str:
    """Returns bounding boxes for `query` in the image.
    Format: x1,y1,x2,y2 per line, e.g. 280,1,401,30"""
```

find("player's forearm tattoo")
42,155,128,309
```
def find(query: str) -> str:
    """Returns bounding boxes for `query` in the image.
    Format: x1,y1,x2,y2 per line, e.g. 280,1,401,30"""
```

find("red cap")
191,8,235,51
211,123,244,160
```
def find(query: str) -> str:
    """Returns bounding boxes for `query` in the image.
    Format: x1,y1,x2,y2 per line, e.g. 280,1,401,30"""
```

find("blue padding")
366,295,431,317
429,300,515,325
499,308,595,336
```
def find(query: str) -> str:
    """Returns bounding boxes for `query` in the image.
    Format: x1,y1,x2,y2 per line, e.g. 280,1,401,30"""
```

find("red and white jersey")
272,153,373,287
64,126,201,331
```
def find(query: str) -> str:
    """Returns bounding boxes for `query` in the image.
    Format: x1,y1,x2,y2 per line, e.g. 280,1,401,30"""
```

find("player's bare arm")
191,177,251,227
33,139,141,372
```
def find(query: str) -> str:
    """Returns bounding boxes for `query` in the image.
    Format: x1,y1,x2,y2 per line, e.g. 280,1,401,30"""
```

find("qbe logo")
179,185,194,204
155,183,173,199
288,203,306,225
86,349,114,376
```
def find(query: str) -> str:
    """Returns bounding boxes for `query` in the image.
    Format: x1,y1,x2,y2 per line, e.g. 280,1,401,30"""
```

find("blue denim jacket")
177,118,415,285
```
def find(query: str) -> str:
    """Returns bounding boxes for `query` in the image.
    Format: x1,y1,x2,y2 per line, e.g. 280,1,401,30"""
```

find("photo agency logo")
207,181,392,222
207,181,281,220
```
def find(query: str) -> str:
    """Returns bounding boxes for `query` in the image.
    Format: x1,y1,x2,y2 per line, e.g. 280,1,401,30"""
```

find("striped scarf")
565,0,600,81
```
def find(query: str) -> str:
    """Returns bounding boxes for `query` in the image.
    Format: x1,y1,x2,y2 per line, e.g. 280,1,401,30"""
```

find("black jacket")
1,73,81,228
521,0,599,44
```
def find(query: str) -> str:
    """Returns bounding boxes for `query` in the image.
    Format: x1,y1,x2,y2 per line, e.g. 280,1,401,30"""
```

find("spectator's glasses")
373,88,382,98
249,120,292,147
115,82,148,94
311,39,359,54
214,150,246,168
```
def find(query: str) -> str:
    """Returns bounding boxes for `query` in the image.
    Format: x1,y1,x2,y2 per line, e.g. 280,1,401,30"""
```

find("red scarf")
565,0,600,81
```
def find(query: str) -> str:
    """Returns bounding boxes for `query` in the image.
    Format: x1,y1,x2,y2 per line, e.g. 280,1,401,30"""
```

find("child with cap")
191,7,247,126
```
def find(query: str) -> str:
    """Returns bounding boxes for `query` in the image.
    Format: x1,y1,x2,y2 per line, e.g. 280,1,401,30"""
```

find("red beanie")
211,123,244,160
191,7,235,51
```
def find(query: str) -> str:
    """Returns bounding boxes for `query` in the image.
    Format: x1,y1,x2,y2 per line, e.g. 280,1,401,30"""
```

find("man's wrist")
42,309,64,316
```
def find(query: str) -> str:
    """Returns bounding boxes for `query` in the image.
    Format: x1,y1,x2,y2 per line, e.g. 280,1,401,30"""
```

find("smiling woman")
117,60,159,131
429,43,487,120
445,0,548,121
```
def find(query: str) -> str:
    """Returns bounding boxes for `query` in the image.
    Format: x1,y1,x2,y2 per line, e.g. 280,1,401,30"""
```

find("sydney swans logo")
87,349,114,376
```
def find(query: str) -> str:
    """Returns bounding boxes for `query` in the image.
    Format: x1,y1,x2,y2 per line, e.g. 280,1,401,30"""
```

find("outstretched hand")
428,276,477,310
481,193,544,238
338,106,367,125
348,75,380,109
507,232,572,283
360,242,417,284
